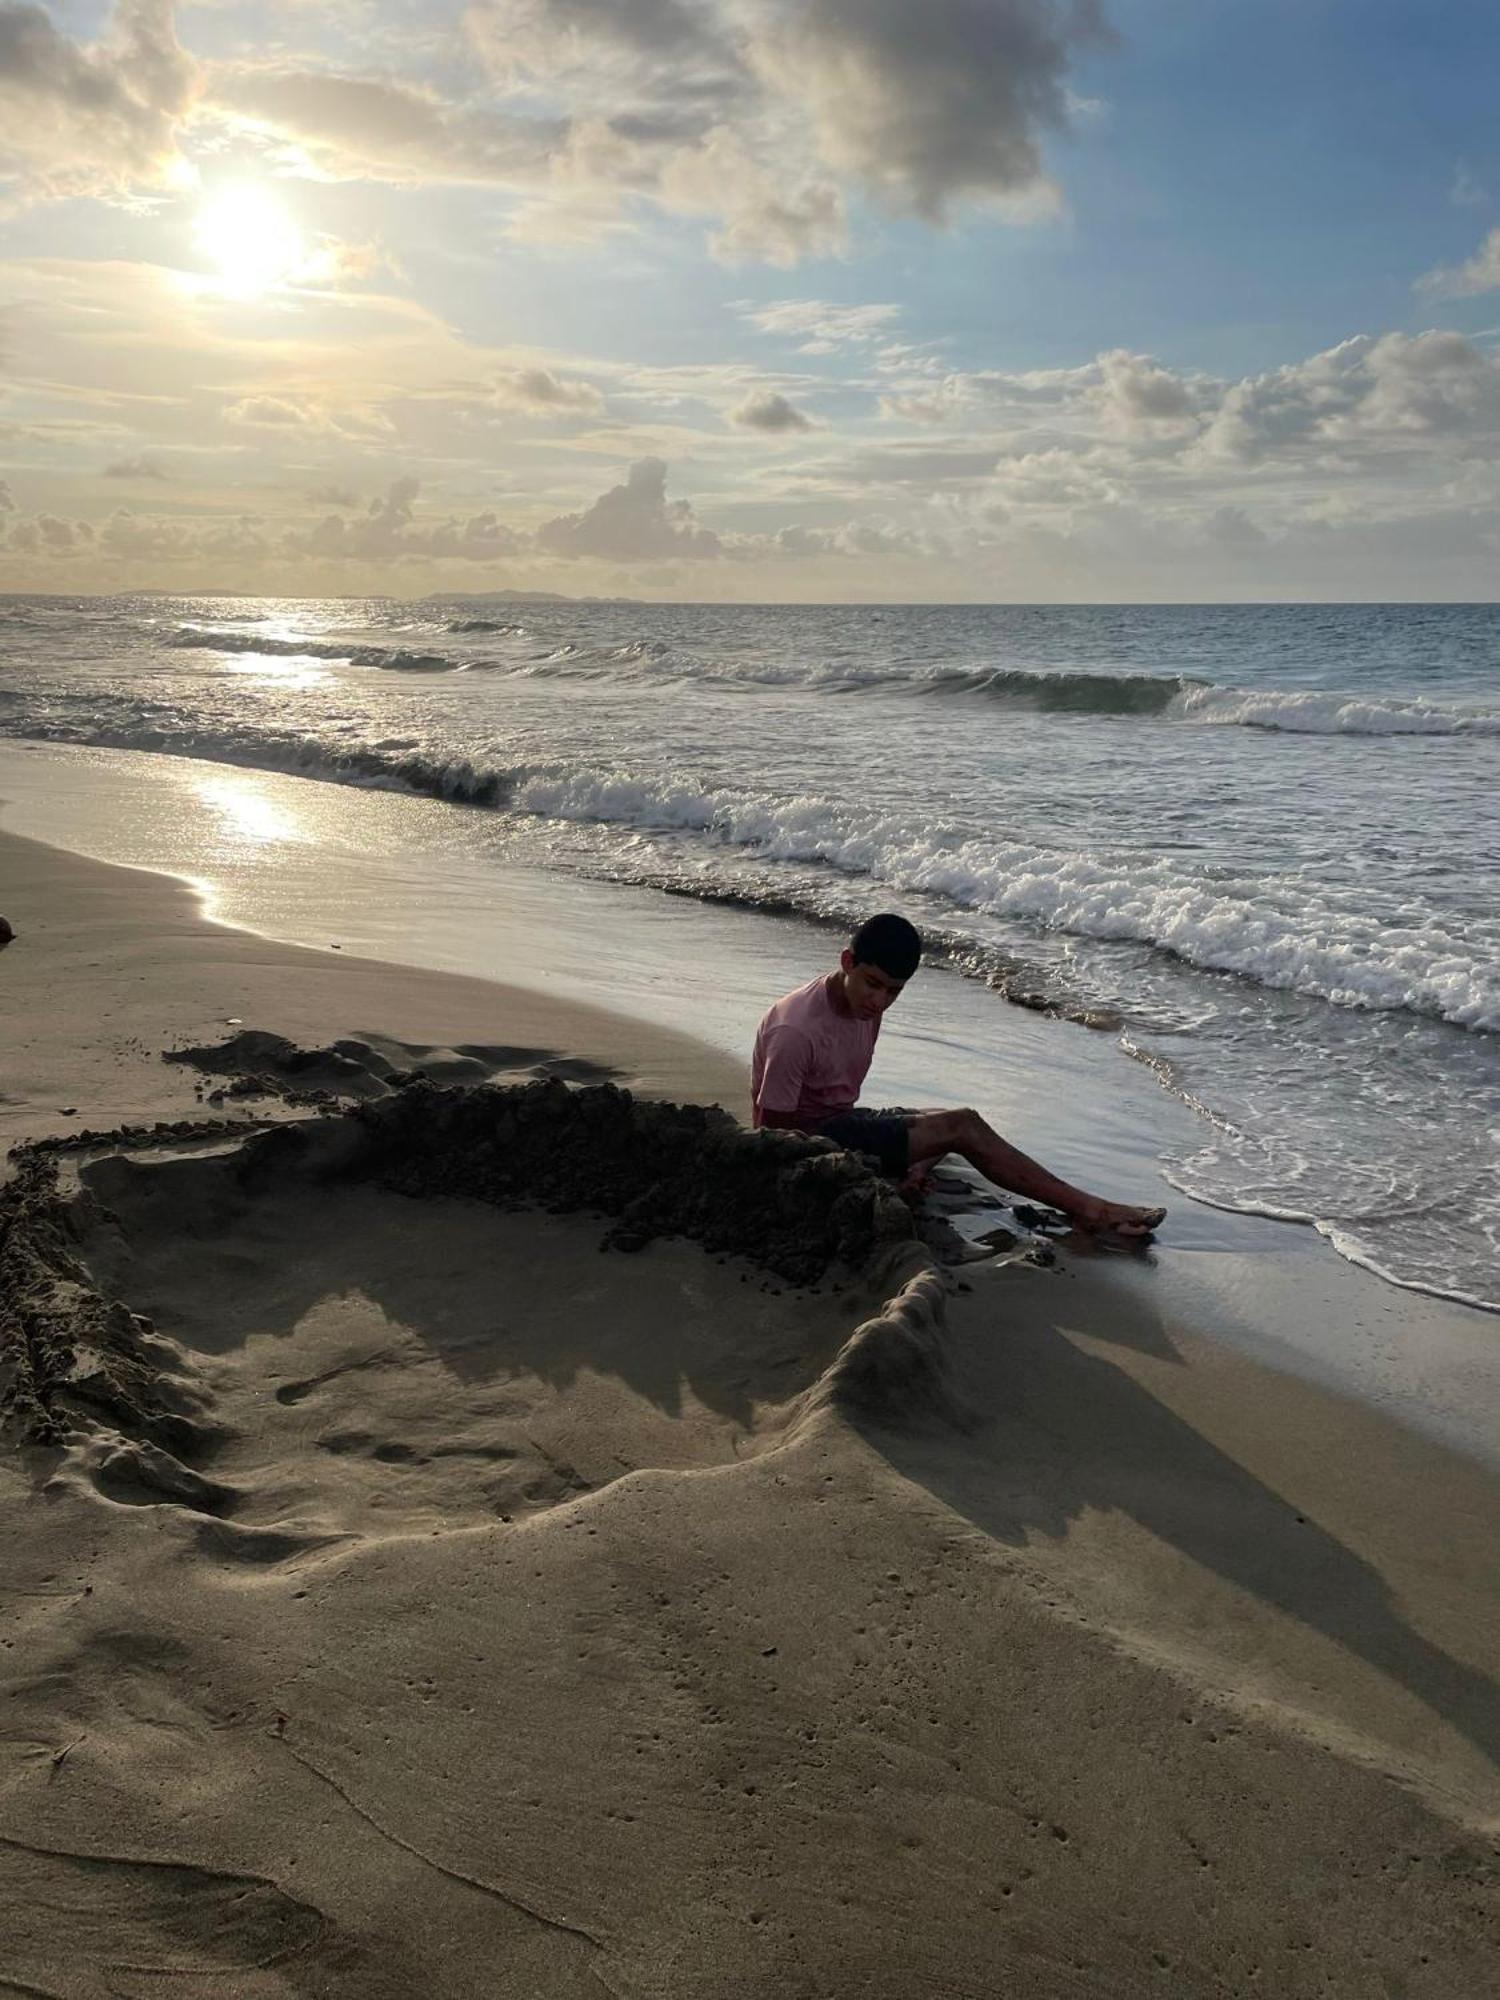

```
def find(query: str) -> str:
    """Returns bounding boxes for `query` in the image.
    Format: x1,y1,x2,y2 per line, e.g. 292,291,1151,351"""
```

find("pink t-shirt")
751,975,879,1129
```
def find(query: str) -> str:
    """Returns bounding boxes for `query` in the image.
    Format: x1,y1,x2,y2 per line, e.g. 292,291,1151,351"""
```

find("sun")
195,184,308,299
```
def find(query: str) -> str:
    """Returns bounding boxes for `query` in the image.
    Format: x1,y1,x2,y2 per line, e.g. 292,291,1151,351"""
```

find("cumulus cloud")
0,478,15,512
469,0,736,83
745,0,1108,222
1092,347,1198,431
223,394,393,441
730,389,813,432
0,0,196,199
1197,331,1500,463
878,382,967,424
740,299,903,351
765,517,945,558
838,443,1001,486
536,456,721,559
658,131,846,264
1418,227,1500,300
225,396,313,430
1349,330,1499,435
104,453,170,480
96,507,271,562
285,477,524,561
871,349,1213,439
5,510,95,554
492,366,605,415
987,444,1119,507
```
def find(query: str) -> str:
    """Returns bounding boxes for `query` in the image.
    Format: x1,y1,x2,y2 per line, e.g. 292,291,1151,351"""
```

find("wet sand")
2,829,1498,1997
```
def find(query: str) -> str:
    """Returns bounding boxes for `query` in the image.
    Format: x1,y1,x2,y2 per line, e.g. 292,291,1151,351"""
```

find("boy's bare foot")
1069,1196,1166,1240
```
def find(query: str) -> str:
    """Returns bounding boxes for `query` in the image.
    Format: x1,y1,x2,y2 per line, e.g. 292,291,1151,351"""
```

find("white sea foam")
509,768,1500,1032
1173,683,1500,736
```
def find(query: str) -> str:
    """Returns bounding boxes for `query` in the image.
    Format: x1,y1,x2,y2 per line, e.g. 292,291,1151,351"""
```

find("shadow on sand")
859,1258,1500,1783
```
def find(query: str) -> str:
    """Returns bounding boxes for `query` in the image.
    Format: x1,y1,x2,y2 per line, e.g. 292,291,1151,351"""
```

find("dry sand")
2,829,1498,1998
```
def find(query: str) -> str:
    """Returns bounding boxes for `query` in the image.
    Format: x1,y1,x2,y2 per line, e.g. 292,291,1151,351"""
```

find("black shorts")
817,1107,914,1179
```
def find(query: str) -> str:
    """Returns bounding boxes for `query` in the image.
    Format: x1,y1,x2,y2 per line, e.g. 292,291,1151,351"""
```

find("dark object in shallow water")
1013,1203,1070,1234
0,914,13,946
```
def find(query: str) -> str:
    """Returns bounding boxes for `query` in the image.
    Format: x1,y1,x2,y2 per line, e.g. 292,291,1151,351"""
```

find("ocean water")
1,593,1497,1311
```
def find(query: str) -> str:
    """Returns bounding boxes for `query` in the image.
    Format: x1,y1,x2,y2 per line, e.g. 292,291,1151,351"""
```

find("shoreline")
2,812,1498,1991
0,822,745,1149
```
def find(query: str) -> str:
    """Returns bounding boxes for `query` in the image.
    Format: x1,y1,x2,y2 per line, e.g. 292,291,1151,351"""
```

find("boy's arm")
755,1025,817,1132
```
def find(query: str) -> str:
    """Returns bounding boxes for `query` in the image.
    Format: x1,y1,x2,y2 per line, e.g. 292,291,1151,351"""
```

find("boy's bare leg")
904,1108,1166,1239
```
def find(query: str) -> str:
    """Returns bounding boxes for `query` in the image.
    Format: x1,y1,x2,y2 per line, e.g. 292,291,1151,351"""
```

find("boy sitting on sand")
752,913,1166,1240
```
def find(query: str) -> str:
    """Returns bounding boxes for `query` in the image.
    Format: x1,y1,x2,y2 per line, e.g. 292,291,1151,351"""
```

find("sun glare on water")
196,774,305,848
195,184,308,299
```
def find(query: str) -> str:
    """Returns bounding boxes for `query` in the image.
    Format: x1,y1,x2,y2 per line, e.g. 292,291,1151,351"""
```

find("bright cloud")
1419,226,1500,300
1196,332,1500,463
209,66,563,190
0,0,196,199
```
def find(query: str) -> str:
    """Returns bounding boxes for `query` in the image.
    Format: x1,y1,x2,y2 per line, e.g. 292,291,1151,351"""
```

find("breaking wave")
169,629,458,673
1173,683,1500,737
916,665,1193,714
4,699,1495,1035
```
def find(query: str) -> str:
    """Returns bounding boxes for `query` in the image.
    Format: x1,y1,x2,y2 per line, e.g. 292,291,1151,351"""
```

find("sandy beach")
3,825,1499,1998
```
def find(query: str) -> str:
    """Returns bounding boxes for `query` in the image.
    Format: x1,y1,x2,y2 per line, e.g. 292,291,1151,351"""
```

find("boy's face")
840,948,907,1019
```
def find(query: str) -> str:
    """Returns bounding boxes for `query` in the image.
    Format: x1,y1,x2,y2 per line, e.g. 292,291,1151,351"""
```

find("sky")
1,0,1499,601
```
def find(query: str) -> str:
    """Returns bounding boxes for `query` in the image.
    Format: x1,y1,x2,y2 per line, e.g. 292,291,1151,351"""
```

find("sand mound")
339,1075,922,1279
0,1151,219,1460
162,1029,617,1107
